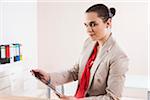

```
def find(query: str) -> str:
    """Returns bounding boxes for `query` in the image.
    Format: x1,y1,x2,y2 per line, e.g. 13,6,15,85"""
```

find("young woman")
32,4,129,100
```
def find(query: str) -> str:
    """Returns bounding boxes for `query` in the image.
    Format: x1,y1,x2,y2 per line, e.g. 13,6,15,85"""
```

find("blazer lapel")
87,35,116,90
79,40,97,80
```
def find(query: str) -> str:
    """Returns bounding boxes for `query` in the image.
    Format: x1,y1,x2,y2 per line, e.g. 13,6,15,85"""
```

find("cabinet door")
0,71,11,95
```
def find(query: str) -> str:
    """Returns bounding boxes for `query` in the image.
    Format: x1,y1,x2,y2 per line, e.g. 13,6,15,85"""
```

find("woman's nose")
86,26,93,33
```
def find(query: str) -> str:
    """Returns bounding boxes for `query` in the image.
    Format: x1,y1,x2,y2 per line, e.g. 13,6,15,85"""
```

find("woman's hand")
60,96,78,100
30,69,50,84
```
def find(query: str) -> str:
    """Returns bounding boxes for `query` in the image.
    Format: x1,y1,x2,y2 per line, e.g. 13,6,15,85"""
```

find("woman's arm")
50,63,79,86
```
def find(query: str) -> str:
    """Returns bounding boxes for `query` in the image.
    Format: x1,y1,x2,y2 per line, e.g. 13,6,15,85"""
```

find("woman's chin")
90,37,97,41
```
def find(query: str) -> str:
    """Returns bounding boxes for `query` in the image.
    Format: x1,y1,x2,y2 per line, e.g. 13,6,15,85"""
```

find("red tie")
75,43,98,98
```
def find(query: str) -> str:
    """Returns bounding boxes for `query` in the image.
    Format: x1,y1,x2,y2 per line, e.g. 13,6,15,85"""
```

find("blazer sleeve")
49,63,79,86
80,55,129,100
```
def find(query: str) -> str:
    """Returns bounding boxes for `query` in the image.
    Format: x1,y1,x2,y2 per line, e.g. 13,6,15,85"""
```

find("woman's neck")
97,32,111,47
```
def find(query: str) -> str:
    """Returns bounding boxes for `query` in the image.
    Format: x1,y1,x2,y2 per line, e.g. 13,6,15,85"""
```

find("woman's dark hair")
85,4,116,23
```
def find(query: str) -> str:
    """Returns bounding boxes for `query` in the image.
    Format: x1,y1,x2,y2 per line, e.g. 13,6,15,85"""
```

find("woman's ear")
106,18,112,28
105,18,112,33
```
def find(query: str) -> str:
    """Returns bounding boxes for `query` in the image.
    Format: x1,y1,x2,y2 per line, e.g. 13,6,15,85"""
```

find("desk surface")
0,96,47,100
0,93,59,100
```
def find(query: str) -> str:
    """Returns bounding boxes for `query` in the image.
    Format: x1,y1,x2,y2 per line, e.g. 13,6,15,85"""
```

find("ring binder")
0,45,7,64
5,45,10,63
13,44,20,62
0,43,22,64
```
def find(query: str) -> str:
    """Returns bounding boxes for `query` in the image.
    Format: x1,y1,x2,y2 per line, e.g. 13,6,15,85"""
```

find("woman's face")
84,12,111,41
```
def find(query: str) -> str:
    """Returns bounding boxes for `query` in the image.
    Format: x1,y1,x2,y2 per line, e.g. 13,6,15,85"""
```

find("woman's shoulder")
110,41,129,61
82,37,92,48
84,37,92,44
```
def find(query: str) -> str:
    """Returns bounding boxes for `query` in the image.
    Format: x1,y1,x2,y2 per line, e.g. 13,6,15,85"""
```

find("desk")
0,96,47,100
0,93,59,100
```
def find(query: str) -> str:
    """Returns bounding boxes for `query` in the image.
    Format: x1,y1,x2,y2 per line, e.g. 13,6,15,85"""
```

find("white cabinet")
0,68,11,95
8,64,24,95
23,68,38,96
0,65,39,96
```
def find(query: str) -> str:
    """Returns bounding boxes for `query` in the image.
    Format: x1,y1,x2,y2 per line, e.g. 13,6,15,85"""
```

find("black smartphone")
31,70,43,80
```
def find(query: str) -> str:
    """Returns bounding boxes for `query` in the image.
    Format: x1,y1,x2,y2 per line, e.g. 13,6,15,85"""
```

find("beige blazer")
50,34,129,100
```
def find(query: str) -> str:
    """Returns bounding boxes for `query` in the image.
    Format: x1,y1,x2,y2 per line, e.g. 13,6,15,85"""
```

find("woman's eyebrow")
84,21,97,25
89,21,96,23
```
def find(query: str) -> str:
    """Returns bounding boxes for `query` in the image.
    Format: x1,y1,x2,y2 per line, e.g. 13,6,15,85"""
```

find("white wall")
38,2,87,72
0,1,3,41
148,0,150,91
1,1,38,67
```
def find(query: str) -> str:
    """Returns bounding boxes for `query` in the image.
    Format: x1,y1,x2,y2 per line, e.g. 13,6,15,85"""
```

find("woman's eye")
90,23,97,27
84,23,88,27
84,22,98,27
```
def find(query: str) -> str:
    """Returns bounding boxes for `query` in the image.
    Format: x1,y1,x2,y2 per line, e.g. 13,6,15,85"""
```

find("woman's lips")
90,34,95,37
